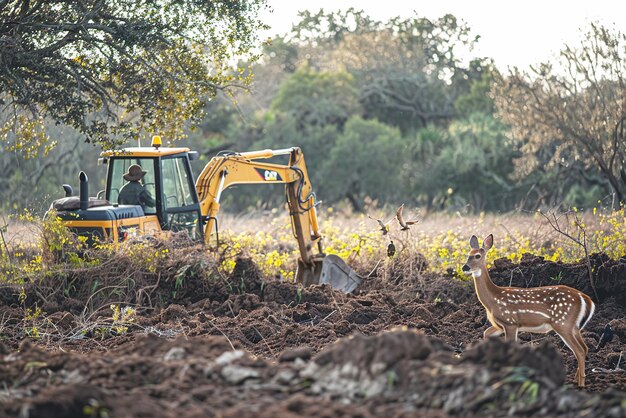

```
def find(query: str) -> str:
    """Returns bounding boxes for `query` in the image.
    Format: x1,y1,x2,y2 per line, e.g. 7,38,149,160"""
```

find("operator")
118,164,156,209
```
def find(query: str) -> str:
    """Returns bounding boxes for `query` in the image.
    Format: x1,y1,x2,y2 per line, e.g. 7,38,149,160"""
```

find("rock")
300,328,452,399
163,347,186,361
221,364,260,384
215,350,245,366
274,369,297,384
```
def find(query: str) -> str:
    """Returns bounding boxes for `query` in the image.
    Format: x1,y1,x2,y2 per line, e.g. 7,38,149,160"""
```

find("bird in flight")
396,204,419,231
368,214,393,235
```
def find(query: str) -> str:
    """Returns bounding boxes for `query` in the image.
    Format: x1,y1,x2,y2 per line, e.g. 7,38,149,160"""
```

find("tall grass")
3,207,626,284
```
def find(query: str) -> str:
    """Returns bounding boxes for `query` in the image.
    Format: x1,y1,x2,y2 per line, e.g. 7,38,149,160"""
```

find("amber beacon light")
151,135,162,149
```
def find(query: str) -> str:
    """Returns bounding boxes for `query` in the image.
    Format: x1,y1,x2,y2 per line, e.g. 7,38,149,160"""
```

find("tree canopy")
2,6,624,215
285,9,490,134
493,23,625,204
0,0,268,153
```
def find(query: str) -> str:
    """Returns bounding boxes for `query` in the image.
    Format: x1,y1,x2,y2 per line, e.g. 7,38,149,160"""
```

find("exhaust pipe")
62,184,73,197
79,171,89,210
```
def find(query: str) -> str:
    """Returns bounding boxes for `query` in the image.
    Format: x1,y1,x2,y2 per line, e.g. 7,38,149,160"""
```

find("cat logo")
255,168,282,181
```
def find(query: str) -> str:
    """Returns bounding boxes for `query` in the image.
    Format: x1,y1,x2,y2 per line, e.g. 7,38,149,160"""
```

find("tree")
402,114,517,212
218,66,360,211
287,9,489,134
0,0,268,153
270,64,361,130
322,116,408,211
493,23,625,206
454,66,498,117
221,115,342,212
0,124,104,213
433,113,518,212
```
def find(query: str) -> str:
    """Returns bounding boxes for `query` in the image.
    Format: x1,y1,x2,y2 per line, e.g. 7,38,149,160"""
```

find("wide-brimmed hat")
123,164,147,181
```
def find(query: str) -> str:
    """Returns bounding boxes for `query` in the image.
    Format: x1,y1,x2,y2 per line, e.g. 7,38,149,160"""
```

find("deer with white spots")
462,234,595,387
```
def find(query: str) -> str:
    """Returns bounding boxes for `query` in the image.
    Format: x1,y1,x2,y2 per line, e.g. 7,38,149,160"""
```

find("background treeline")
1,9,624,215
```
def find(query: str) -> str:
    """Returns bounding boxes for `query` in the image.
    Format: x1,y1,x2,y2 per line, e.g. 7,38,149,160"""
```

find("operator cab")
101,137,203,240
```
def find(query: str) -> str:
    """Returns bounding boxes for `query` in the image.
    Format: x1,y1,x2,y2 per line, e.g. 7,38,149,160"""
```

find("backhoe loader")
49,136,361,293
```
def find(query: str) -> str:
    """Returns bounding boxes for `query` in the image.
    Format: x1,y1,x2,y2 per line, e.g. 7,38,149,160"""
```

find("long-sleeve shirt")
118,181,156,208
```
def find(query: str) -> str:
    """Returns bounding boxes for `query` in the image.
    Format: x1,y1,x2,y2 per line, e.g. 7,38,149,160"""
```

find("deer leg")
554,327,587,387
572,328,589,386
502,325,518,342
573,328,589,357
483,325,503,339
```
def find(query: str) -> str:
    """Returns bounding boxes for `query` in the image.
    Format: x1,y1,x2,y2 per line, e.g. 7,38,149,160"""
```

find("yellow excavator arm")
54,139,361,292
195,147,337,286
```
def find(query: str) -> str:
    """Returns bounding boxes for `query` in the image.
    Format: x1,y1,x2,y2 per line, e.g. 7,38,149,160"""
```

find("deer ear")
483,234,494,251
469,235,480,250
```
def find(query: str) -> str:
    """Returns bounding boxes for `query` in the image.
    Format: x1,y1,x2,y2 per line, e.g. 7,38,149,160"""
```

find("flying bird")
368,214,393,236
596,323,614,351
396,204,419,231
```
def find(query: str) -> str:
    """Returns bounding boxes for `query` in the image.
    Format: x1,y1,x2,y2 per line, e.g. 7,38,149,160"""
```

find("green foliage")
401,125,449,208
0,124,106,214
173,265,190,299
0,209,103,284
0,0,269,153
500,369,540,406
433,113,517,211
322,116,408,210
219,9,516,213
454,67,498,117
5,7,621,216
121,242,170,273
110,304,136,335
271,65,362,130
219,65,360,211
221,115,342,211
83,399,110,418
563,184,608,209
261,37,301,74
549,271,564,283
397,114,516,212
289,8,380,45
23,305,44,339
320,11,487,134
296,285,303,304
39,210,86,265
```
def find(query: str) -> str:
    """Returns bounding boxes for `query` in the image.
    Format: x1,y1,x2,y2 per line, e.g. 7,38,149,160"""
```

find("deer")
462,234,595,387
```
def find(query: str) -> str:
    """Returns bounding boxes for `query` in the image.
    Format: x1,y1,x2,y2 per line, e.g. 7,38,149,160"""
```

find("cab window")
161,157,201,239
162,157,194,209
108,158,157,215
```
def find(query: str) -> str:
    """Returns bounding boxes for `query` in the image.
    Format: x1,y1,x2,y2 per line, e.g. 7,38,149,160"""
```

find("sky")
259,0,625,71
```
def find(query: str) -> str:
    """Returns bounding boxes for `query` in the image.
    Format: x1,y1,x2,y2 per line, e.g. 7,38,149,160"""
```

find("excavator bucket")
296,255,362,293
319,254,362,293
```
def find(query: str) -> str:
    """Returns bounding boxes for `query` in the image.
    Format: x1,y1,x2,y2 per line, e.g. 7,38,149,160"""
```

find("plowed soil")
1,250,626,417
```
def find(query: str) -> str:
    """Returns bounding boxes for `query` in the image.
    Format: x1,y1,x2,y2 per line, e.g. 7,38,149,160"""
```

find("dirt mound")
490,253,626,306
3,252,626,416
2,330,624,417
461,336,565,384
491,254,592,295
